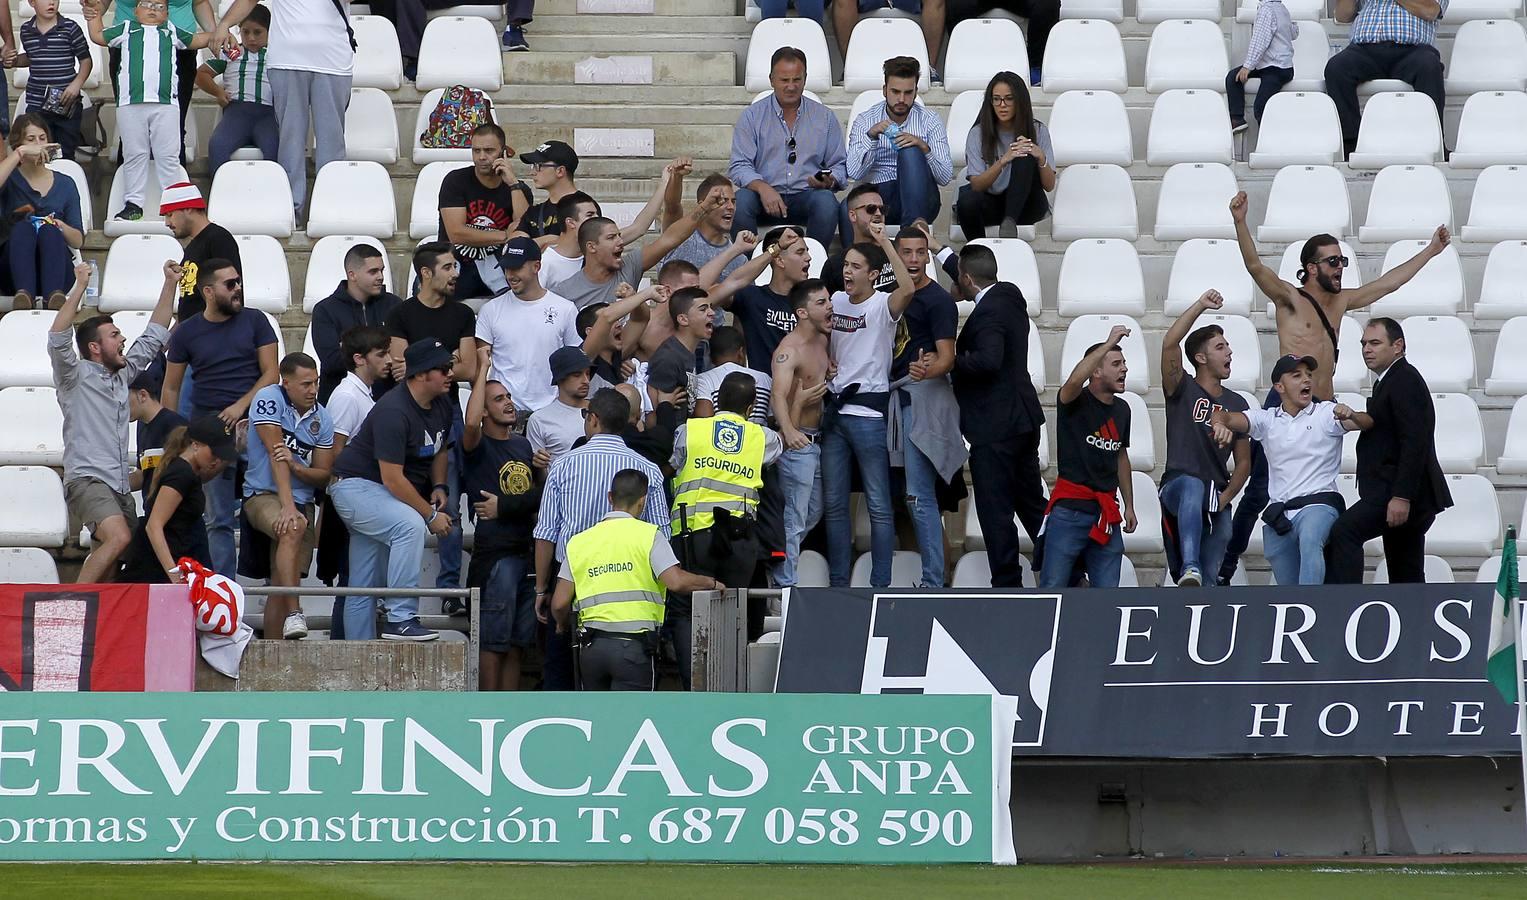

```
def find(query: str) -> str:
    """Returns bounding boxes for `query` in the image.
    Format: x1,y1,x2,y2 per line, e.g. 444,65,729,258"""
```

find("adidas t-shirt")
1056,388,1130,513
828,290,898,418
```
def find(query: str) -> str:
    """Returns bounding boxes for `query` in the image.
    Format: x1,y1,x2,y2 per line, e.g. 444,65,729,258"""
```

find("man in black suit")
949,243,1047,586
1325,317,1453,583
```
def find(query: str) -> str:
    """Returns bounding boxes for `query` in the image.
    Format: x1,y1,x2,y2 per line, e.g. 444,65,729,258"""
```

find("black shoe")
114,202,143,221
443,598,467,617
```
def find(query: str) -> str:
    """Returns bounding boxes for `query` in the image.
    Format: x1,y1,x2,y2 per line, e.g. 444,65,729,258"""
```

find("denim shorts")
481,554,537,652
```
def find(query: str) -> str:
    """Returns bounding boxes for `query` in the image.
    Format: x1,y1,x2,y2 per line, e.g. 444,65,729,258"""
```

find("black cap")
548,346,592,384
129,369,163,395
1270,354,1319,382
405,338,454,377
187,416,238,463
519,140,579,175
500,235,542,270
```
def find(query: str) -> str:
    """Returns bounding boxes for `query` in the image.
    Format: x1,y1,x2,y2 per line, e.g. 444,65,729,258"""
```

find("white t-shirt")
539,246,583,291
326,371,375,438
696,361,772,424
828,290,898,418
269,0,354,75
526,398,587,461
475,289,581,412
1245,401,1347,504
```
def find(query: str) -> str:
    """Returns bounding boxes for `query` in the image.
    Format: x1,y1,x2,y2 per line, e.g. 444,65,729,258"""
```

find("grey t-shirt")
648,336,699,421
965,120,1054,195
548,251,647,310
1163,376,1250,490
660,230,743,279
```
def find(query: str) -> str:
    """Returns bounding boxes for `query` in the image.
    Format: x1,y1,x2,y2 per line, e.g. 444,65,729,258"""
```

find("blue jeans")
839,145,942,240
436,409,466,590
329,477,427,638
823,414,894,587
772,442,823,587
733,186,841,248
1039,505,1124,589
1160,475,1233,581
757,0,824,19
8,219,71,299
1262,503,1340,586
209,100,279,173
902,429,944,587
481,554,536,651
193,406,238,574
177,368,197,419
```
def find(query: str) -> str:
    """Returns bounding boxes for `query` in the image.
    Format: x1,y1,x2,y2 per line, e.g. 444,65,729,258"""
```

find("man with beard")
822,184,897,296
659,172,746,279
700,227,807,374
162,182,241,323
162,258,281,575
437,123,531,301
527,347,594,462
843,57,952,241
474,237,581,417
310,243,402,403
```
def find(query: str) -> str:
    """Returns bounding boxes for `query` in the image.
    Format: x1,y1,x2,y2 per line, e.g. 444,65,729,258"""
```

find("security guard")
670,371,783,640
551,469,722,691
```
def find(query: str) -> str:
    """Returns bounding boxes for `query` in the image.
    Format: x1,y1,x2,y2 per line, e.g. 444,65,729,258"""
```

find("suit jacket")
951,282,1045,444
1355,356,1452,516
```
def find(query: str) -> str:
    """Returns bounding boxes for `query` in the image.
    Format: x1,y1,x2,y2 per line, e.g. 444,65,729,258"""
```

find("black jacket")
310,282,403,403
1355,356,1453,517
951,281,1045,444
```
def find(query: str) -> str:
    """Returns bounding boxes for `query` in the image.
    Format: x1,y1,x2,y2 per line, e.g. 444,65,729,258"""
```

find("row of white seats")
351,15,502,92
1058,0,1521,26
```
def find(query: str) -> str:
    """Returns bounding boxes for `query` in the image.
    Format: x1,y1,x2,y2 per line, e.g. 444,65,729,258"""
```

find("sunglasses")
854,203,883,215
222,277,242,288
1317,255,1349,268
786,135,797,165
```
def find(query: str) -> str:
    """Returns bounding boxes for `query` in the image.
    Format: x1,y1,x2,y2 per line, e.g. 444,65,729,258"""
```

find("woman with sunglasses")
956,71,1056,241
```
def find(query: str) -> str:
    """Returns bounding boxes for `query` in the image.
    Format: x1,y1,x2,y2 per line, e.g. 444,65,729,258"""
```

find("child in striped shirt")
195,3,274,174
6,0,93,160
86,0,212,220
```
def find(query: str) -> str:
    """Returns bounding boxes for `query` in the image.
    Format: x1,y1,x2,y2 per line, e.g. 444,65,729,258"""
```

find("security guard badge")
713,419,744,455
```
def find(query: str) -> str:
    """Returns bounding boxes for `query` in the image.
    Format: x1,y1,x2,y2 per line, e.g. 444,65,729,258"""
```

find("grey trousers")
269,68,351,212
576,633,656,691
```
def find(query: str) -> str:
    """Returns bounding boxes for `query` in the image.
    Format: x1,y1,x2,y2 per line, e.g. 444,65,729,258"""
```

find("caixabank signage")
774,586,1526,757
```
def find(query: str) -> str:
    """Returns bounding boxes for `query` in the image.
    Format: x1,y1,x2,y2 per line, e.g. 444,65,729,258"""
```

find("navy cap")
405,338,454,377
548,346,592,384
501,236,542,270
1270,354,1319,382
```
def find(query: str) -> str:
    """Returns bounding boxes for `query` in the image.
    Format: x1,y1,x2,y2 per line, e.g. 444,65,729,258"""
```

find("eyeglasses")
786,135,797,165
991,94,1016,106
580,408,591,418
141,2,167,9
1318,255,1349,268
222,277,242,288
854,204,883,215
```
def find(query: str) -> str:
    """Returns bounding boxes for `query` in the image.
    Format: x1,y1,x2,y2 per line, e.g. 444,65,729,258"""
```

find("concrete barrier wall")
196,641,468,692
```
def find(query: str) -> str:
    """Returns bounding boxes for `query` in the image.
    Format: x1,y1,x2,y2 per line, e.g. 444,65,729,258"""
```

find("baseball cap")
1270,354,1319,382
500,236,542,270
548,346,592,384
186,416,238,463
519,140,579,175
405,338,454,377
159,182,205,216
129,369,163,395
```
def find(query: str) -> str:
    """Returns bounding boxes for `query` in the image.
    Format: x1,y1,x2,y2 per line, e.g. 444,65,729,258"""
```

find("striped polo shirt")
204,46,271,106
19,17,90,109
102,20,193,105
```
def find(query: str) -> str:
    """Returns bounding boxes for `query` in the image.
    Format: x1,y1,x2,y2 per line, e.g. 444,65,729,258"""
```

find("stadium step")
535,0,741,14
503,50,737,85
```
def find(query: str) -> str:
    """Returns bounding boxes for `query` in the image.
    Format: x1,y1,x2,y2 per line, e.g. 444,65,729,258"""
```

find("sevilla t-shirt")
729,285,796,374
828,290,898,417
1056,388,1130,512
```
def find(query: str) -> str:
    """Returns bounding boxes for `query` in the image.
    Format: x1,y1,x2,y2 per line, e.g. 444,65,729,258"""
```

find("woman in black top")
118,417,237,583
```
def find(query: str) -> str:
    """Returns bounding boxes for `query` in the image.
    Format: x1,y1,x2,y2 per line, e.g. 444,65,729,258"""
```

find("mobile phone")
815,169,832,181
45,145,61,162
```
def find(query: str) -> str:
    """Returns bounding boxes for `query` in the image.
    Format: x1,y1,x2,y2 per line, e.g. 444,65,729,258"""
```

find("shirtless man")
1218,190,1449,582
770,278,833,589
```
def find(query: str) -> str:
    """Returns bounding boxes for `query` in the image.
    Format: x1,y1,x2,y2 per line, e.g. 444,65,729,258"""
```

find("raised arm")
639,190,724,271
1346,226,1449,311
699,232,766,307
150,260,179,329
871,224,915,319
50,263,93,334
584,284,663,359
1229,191,1296,310
1161,289,1223,396
462,346,490,454
1060,324,1128,404
660,158,688,230
624,158,688,243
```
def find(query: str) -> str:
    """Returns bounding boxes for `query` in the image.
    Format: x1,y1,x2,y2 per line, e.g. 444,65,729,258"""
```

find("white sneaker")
1177,567,1203,588
282,610,308,640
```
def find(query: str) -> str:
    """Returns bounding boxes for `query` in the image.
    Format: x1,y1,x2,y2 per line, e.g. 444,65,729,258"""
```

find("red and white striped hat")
159,182,205,215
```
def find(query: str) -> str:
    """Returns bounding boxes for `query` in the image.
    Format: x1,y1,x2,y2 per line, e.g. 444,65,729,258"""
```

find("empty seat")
1136,0,1221,21
1427,475,1500,556
1474,240,1527,319
796,549,829,588
1029,335,1047,392
303,235,396,312
950,551,992,588
0,311,54,388
306,162,396,239
0,466,67,548
1347,92,1443,168
1461,165,1527,242
1374,555,1455,584
1177,314,1262,391
352,15,404,90
843,18,931,91
1278,20,1333,92
1121,391,1155,471
1060,0,1124,21
1154,162,1237,240
1334,315,1369,393
1119,555,1140,587
236,235,291,314
744,17,833,92
1336,390,1364,473
1484,316,1527,395
1257,165,1350,241
411,89,473,165
968,238,1043,316
1236,0,1324,21
51,160,93,236
1248,92,1341,168
850,550,923,587
1445,19,1527,94
99,233,187,313
1367,240,1463,317
1400,315,1474,391
1057,239,1145,316
416,16,503,90
946,89,984,168
1047,90,1133,166
1430,392,1485,472
1451,92,1527,169
344,88,400,165
1357,165,1453,243
1146,89,1233,165
1143,19,1228,92
1050,164,1138,240
944,18,1029,92
0,387,62,466
1122,470,1165,553
1496,395,1527,472
0,546,59,583
1060,314,1150,393
103,165,185,238
207,160,294,238
1165,239,1254,315
410,161,470,240
1444,0,1523,19
1041,20,1127,94
1477,554,1504,584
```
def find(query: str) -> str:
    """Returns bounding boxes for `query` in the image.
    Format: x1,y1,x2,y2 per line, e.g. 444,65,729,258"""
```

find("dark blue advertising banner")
773,586,1526,758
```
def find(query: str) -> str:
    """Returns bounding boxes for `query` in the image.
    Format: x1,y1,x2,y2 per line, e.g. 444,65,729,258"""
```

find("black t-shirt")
1056,389,1131,513
118,457,210,582
730,285,796,374
177,223,243,321
385,296,476,405
135,407,187,466
464,431,542,556
822,252,896,296
519,199,562,238
1164,377,1250,490
332,385,454,497
891,281,959,380
436,168,529,261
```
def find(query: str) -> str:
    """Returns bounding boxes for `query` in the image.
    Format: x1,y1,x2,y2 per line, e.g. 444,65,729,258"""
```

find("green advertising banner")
0,692,1015,864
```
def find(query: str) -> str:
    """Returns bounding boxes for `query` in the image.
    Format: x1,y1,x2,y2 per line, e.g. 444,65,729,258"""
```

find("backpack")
418,85,495,149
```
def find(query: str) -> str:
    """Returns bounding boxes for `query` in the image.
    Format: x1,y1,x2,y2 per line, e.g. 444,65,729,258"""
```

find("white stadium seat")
1347,92,1443,168
946,90,984,168
1257,165,1351,241
1061,0,1124,22
0,311,54,388
1237,0,1324,21
1496,396,1527,472
943,19,1029,92
51,161,93,236
1285,20,1333,92
950,551,992,588
344,88,400,165
1445,19,1527,94
0,387,62,466
0,547,59,583
99,234,186,313
1367,241,1463,317
306,162,396,239
0,466,67,548
1147,89,1233,165
1356,165,1453,243
1336,391,1364,472
352,15,404,90
1477,555,1504,584
1334,316,1369,393
110,311,154,349
1431,392,1485,473
1144,19,1228,92
207,160,294,238
303,235,396,313
103,165,185,238
1123,470,1165,553
1445,0,1523,20
843,18,931,92
1050,164,1138,240
1484,316,1527,395
850,550,923,587
235,235,292,314
1374,555,1455,584
1165,239,1254,316
1119,555,1140,587
410,161,471,240
744,18,833,92
1461,165,1527,242
1450,91,1527,169
1061,314,1150,393
411,89,472,165
1136,0,1221,22
968,238,1043,316
1121,391,1155,471
1178,314,1262,391
1248,92,1341,168
796,550,829,588
1427,475,1500,556
1048,90,1133,166
1400,315,1474,392
1057,239,1145,316
416,16,503,90
750,236,828,285
1474,241,1527,319
1029,337,1048,392
1042,20,1127,94
1154,163,1237,240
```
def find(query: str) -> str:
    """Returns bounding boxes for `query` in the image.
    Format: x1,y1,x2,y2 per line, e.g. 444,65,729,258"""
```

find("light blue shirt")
244,384,335,505
729,94,848,194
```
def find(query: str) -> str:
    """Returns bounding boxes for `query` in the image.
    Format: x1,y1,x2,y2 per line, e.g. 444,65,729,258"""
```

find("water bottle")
85,260,99,304
885,122,902,141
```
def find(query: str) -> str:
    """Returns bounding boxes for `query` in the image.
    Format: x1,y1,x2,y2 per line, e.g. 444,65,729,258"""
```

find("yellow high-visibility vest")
566,515,667,633
671,411,764,534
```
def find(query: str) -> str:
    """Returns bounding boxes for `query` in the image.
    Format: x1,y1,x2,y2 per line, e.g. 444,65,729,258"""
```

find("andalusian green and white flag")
1487,529,1521,705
